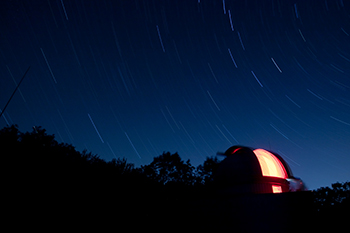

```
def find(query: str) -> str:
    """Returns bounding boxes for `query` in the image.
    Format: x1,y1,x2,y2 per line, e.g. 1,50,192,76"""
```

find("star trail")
1,0,350,190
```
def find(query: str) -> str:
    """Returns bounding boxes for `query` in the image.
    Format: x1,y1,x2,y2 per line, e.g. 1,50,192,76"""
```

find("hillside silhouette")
1,125,349,231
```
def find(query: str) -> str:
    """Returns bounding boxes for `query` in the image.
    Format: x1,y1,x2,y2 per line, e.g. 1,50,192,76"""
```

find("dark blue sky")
1,0,349,190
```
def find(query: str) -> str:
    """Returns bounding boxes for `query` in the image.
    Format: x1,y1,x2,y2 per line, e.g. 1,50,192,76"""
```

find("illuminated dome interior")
253,149,288,179
214,146,296,194
219,145,292,179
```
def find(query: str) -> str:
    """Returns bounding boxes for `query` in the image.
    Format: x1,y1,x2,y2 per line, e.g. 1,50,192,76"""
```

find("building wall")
181,191,314,232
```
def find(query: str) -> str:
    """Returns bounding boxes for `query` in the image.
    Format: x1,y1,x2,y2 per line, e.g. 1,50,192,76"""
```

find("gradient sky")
1,0,349,190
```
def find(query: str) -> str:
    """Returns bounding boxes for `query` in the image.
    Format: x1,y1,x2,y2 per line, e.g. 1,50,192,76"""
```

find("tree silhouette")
0,125,140,191
195,156,220,186
2,124,350,231
313,181,349,211
0,125,215,191
141,151,196,186
312,181,349,232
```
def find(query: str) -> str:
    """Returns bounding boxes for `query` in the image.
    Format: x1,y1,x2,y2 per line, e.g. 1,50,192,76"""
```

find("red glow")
253,149,287,179
272,185,282,193
232,148,241,154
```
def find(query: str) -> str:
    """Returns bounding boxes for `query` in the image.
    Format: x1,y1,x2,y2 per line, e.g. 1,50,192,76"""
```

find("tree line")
1,124,349,230
1,125,220,197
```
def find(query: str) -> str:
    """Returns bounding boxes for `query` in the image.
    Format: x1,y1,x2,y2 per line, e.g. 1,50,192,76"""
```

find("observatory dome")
214,146,302,194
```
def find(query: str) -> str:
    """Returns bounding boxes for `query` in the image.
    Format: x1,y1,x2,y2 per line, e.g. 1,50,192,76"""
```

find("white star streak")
271,57,282,73
208,63,219,83
285,95,301,108
228,48,238,68
294,3,299,19
298,29,306,42
88,113,104,143
124,132,142,159
228,10,234,31
156,25,165,52
251,70,263,87
216,125,232,144
40,48,57,83
330,116,350,126
307,89,323,100
237,31,245,50
222,0,226,14
107,142,117,158
270,123,289,140
60,0,69,20
207,90,220,111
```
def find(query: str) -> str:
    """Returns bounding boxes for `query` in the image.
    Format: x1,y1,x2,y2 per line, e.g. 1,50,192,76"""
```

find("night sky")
1,0,350,190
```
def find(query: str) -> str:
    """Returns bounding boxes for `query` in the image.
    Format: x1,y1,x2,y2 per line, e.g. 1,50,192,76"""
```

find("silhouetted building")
182,145,313,232
214,145,305,195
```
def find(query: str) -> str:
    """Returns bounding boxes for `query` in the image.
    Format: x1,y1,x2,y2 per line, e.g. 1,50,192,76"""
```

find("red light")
253,149,287,179
232,148,242,154
272,185,282,193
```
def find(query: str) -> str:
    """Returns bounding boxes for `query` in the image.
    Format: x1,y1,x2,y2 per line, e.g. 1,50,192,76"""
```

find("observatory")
214,145,304,194
181,145,312,232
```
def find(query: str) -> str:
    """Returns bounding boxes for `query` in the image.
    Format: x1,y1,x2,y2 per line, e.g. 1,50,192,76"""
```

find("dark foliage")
1,125,148,201
0,125,221,230
1,125,220,188
313,181,350,211
1,125,348,231
311,181,349,232
195,156,220,186
141,151,196,186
